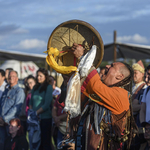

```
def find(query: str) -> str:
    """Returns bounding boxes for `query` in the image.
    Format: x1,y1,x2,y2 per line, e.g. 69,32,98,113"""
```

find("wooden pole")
45,60,48,70
114,30,117,62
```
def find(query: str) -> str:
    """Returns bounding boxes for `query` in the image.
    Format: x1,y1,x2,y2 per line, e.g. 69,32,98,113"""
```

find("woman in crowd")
20,75,36,135
4,118,28,150
29,68,53,150
26,75,36,116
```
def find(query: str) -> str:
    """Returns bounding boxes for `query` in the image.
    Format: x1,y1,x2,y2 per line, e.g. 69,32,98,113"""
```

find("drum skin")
47,20,104,68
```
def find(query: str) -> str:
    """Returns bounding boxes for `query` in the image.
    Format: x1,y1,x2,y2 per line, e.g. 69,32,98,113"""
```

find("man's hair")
9,70,18,77
0,69,5,77
5,68,13,71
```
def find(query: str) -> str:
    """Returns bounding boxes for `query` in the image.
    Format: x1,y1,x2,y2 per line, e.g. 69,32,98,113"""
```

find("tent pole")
45,60,48,69
114,30,117,62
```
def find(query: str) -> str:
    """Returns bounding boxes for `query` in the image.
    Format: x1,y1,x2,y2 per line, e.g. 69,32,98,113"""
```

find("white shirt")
132,81,145,95
52,86,61,97
0,81,7,99
141,86,150,122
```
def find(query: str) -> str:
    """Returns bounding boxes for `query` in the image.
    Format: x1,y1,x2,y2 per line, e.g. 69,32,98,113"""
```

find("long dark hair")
9,118,24,136
34,68,49,93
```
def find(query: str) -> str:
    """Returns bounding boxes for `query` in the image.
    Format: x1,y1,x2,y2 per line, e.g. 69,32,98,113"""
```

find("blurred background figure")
5,68,13,84
144,65,150,86
52,74,69,147
49,75,61,102
4,118,28,150
0,69,7,99
29,68,53,150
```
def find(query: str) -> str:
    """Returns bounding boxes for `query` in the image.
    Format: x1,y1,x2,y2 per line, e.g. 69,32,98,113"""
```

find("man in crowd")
140,64,150,125
0,70,25,150
132,60,146,99
132,60,147,123
131,61,147,150
144,64,150,86
0,69,7,99
5,68,13,83
68,43,135,150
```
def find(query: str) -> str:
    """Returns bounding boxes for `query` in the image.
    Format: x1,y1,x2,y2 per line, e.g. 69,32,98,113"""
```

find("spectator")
5,68,13,83
49,75,61,100
140,86,150,123
52,74,69,146
0,70,25,150
132,60,147,122
26,75,36,116
144,65,150,86
139,120,150,150
131,60,147,149
0,69,7,99
132,60,146,99
4,118,28,150
29,68,53,150
20,75,36,135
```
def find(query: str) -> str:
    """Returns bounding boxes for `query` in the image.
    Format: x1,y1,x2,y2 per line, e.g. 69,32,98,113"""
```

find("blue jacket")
0,84,25,123
27,109,41,150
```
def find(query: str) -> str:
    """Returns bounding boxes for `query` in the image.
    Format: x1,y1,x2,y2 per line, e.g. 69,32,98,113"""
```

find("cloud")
10,39,47,50
117,34,149,44
12,28,29,34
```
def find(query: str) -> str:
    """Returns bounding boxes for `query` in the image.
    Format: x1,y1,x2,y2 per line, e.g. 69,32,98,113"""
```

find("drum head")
47,20,104,68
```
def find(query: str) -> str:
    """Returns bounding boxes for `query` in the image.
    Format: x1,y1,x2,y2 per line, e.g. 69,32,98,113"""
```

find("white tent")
0,60,39,79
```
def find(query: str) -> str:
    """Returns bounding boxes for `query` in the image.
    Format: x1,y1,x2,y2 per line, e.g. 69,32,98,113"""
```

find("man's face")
8,71,18,86
102,62,124,86
133,70,144,84
144,124,150,140
0,73,5,84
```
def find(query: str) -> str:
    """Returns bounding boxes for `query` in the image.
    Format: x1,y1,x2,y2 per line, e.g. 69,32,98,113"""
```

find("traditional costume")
45,20,134,150
74,69,131,150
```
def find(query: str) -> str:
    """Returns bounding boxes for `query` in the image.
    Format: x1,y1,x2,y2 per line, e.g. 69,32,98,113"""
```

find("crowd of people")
0,53,150,150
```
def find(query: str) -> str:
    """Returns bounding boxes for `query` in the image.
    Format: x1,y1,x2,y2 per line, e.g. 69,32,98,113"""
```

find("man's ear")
116,73,124,81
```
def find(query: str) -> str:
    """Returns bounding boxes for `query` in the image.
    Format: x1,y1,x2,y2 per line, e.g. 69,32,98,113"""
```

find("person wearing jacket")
0,71,25,150
4,118,28,150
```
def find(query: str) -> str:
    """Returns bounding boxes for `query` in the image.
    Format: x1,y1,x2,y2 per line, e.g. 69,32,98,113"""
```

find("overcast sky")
0,0,150,54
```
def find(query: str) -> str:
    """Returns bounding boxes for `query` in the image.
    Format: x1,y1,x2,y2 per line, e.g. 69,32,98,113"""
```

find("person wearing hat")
132,60,147,99
130,60,148,149
132,60,147,121
139,121,150,150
